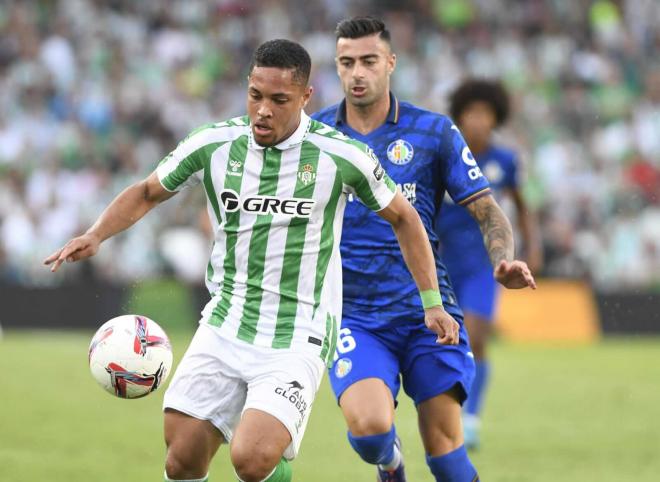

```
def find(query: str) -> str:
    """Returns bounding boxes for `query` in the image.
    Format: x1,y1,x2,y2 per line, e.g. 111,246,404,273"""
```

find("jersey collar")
248,111,312,151
335,91,400,126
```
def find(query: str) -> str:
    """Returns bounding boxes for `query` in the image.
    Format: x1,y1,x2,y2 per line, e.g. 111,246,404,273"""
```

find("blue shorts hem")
411,379,470,407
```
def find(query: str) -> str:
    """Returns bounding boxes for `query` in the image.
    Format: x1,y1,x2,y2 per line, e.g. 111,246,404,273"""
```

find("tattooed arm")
465,194,536,289
465,194,514,266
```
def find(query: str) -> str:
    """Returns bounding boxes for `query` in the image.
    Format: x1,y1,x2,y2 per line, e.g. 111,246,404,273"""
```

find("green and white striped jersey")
157,112,396,362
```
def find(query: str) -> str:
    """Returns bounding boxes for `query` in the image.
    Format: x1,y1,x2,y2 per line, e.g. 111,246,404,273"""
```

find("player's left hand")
424,306,460,345
494,259,537,290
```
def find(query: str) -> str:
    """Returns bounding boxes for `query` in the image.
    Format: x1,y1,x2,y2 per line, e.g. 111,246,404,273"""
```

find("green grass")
1,331,659,481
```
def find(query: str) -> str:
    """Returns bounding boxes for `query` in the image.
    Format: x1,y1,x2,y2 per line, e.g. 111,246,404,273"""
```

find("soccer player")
436,79,543,449
44,39,461,482
312,17,536,482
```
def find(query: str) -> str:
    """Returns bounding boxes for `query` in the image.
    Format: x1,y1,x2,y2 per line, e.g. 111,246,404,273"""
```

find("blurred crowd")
0,0,658,289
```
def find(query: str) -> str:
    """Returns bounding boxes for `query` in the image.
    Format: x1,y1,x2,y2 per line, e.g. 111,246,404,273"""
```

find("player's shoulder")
398,100,455,132
180,116,250,147
487,143,519,166
310,104,339,125
308,118,365,151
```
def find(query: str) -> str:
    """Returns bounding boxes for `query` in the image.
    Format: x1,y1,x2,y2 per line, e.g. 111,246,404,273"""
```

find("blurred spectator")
0,0,658,289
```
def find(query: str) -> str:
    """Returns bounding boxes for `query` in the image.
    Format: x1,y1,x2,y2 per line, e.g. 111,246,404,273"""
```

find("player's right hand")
424,305,460,345
43,232,101,273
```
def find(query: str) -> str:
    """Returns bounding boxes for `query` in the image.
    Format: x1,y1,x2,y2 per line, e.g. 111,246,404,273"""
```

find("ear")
301,85,314,108
388,53,397,75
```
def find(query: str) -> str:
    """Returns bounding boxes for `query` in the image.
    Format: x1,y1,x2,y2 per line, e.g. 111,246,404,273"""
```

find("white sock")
378,443,402,471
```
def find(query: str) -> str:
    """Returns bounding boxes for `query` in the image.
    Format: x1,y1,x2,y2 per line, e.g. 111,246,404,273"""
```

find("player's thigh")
163,325,248,444
340,377,396,436
329,325,402,408
417,385,464,456
164,408,225,475
238,347,325,462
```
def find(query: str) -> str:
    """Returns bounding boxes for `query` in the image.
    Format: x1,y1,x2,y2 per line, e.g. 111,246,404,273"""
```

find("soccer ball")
88,315,173,399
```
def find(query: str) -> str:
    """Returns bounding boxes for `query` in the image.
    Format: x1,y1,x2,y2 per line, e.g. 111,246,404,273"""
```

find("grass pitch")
1,331,659,481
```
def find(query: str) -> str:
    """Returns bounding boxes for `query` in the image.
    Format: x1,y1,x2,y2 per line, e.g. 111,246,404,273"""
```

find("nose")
351,64,365,81
257,103,273,119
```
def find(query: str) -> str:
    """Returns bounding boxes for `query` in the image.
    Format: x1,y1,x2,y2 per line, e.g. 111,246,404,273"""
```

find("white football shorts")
163,323,325,460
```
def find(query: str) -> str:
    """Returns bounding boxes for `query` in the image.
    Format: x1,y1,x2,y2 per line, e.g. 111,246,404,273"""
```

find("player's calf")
164,409,223,480
426,446,479,482
418,388,479,481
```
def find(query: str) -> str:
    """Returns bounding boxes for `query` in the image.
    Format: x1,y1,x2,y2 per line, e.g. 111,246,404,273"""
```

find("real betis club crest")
298,163,316,186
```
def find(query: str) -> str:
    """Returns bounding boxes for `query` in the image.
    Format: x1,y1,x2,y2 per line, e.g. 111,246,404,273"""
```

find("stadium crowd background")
0,0,658,290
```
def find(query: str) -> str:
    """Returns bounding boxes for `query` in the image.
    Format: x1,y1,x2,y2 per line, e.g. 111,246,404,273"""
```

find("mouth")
351,85,367,97
254,123,273,136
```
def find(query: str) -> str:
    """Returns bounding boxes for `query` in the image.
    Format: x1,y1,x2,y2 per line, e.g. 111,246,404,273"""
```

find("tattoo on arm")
465,195,514,267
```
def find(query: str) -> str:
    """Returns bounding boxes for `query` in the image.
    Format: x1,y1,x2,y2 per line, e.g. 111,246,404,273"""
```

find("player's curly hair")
449,79,511,127
335,16,391,43
249,39,311,85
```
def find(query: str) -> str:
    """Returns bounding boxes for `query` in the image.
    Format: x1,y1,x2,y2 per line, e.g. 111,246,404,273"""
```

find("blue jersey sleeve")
439,121,491,205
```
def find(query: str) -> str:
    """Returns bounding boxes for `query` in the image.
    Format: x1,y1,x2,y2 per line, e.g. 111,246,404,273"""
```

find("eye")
274,98,288,105
340,60,353,68
249,91,261,100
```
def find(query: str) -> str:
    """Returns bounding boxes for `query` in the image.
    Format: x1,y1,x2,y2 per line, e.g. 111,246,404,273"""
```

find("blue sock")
426,446,478,482
347,426,396,465
465,359,490,416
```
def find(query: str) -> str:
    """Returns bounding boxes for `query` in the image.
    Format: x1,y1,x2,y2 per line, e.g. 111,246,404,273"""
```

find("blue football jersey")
436,144,520,277
312,93,491,329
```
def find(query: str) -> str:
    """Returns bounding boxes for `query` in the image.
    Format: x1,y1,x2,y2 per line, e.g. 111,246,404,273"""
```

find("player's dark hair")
335,16,391,44
449,79,511,127
249,39,311,85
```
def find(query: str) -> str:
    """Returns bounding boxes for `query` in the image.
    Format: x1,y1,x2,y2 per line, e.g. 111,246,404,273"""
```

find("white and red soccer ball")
88,315,173,399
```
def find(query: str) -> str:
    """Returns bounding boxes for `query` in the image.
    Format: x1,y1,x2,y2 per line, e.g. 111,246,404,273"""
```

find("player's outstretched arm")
44,172,176,272
465,194,536,290
377,191,459,345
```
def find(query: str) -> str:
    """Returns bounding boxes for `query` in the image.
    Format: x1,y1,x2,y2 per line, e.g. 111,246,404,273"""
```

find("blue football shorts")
450,266,500,322
329,314,475,407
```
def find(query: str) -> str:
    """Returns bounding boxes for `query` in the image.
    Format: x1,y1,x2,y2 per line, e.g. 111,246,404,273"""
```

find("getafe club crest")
298,163,316,186
387,139,414,165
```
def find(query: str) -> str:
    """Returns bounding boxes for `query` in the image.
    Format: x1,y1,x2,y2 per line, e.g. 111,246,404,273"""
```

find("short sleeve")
337,142,397,212
156,130,207,192
439,120,491,205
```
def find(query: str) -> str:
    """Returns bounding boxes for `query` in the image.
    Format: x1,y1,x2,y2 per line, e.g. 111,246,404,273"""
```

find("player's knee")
346,408,392,436
165,446,207,480
351,416,391,437
231,444,280,482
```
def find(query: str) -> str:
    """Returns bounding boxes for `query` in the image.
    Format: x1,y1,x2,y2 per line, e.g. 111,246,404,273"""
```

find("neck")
345,92,390,135
269,112,303,147
466,137,490,155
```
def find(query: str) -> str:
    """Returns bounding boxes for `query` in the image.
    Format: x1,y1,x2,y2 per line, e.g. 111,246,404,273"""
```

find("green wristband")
420,289,443,309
